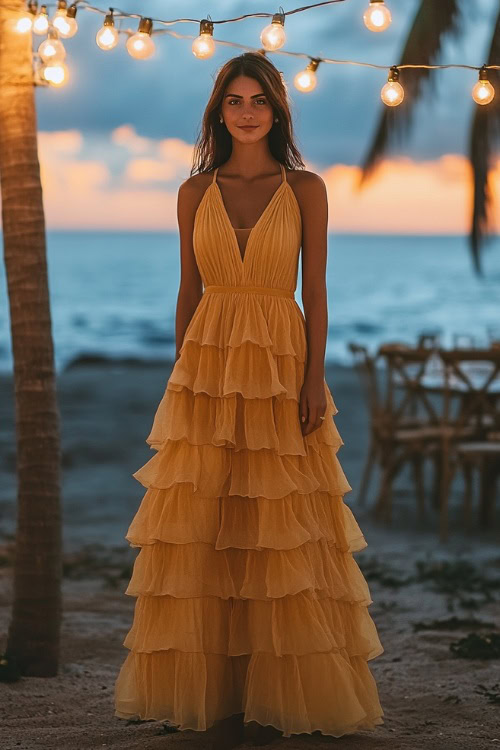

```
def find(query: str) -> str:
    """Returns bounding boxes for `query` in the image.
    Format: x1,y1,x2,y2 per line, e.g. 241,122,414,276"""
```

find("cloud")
124,158,177,182
322,154,500,234
157,138,195,170
38,129,83,155
322,154,478,233
111,125,153,154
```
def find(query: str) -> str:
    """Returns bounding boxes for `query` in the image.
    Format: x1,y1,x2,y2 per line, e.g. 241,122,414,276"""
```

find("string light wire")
1,0,499,86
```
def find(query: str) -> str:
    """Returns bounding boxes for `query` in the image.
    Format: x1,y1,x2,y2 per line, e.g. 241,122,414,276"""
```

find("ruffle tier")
132,438,351,499
114,293,384,737
114,650,384,738
124,536,372,603
125,486,367,553
122,590,383,660
169,338,305,401
145,381,341,454
179,289,307,362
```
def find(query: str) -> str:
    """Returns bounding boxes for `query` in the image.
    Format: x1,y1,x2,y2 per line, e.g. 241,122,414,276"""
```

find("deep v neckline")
212,163,287,267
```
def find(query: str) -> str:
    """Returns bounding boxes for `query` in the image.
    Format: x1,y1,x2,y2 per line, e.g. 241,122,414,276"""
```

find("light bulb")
53,2,78,38
53,12,70,35
192,19,215,59
38,34,66,64
42,61,69,87
364,0,392,32
126,18,155,59
11,11,33,33
96,12,119,50
381,67,404,106
260,12,286,51
294,59,320,92
52,1,68,33
472,66,495,105
33,4,49,35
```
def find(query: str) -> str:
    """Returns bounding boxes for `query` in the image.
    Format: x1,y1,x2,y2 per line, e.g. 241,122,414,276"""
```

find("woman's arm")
174,177,204,362
296,171,329,434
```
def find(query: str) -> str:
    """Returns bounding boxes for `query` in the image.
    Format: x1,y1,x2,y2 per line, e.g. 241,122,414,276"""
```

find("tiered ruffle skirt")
114,291,385,738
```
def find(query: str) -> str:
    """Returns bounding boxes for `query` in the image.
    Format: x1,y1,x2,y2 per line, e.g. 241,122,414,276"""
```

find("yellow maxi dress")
113,163,385,738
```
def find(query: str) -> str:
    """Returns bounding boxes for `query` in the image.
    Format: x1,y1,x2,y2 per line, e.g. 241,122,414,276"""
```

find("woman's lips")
238,125,258,130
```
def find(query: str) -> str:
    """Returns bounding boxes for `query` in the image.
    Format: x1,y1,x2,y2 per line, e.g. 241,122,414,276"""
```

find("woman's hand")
299,372,327,436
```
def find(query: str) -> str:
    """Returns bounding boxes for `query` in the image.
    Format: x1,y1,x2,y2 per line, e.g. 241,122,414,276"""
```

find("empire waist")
203,284,294,299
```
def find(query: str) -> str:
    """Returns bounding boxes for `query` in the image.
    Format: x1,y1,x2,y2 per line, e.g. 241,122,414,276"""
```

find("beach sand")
0,359,499,748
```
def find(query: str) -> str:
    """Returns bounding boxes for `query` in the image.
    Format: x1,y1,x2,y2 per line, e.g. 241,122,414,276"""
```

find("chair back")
377,345,445,431
438,348,500,439
348,343,384,422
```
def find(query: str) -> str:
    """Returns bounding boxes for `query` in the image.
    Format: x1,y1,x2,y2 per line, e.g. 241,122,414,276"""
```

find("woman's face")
220,74,274,142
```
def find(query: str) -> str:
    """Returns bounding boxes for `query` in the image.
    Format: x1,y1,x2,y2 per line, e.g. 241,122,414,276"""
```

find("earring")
274,117,279,122
219,114,224,124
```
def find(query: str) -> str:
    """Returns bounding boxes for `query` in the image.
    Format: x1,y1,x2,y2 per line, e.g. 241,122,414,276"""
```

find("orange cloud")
38,129,83,155
124,159,177,182
2,128,499,233
322,155,480,234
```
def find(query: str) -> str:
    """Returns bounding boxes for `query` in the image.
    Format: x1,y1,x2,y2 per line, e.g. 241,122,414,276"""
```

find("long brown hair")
191,51,306,175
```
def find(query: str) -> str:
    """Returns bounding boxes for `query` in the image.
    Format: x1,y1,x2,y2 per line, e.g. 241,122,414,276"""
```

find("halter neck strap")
212,167,219,184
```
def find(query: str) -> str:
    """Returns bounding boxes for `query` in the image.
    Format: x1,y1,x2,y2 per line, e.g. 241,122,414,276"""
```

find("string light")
260,10,286,51
38,28,66,64
11,8,34,33
41,61,69,86
32,3,49,35
294,58,320,92
126,17,155,60
10,1,38,33
52,1,78,39
96,11,119,51
3,0,500,103
192,19,216,59
472,65,495,105
381,66,404,106
363,0,392,32
52,0,69,34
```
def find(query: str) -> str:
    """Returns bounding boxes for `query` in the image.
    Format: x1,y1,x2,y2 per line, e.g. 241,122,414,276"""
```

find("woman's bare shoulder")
178,170,215,213
286,168,326,190
286,169,326,210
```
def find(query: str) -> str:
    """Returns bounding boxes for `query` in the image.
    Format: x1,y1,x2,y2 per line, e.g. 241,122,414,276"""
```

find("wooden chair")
348,343,445,525
437,349,500,539
372,345,452,527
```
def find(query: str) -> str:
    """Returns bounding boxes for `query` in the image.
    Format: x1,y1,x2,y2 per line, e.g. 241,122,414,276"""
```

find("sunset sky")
13,0,500,232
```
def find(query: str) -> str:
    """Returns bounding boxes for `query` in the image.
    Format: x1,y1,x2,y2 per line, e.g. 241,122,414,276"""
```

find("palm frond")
358,0,463,186
468,7,500,275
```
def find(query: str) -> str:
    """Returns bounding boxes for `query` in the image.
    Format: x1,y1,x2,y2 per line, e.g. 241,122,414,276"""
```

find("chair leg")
373,450,402,526
461,459,473,530
357,440,376,507
431,452,442,510
479,457,497,529
411,453,426,523
439,442,454,544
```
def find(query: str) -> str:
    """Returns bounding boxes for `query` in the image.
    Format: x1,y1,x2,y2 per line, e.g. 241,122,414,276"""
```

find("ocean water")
0,231,499,375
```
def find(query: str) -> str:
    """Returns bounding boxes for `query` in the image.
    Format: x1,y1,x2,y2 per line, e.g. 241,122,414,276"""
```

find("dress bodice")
193,163,302,292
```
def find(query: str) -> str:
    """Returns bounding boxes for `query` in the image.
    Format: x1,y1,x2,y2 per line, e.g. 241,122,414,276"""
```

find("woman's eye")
228,98,267,105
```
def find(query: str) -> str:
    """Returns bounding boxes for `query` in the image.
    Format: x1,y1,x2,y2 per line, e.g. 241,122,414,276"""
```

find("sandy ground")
0,359,499,749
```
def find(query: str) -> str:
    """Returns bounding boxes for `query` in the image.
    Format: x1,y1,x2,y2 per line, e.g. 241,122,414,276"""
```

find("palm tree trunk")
0,1,62,676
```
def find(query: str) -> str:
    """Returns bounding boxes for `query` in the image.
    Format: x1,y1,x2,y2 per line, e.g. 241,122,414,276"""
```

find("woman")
114,51,384,748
